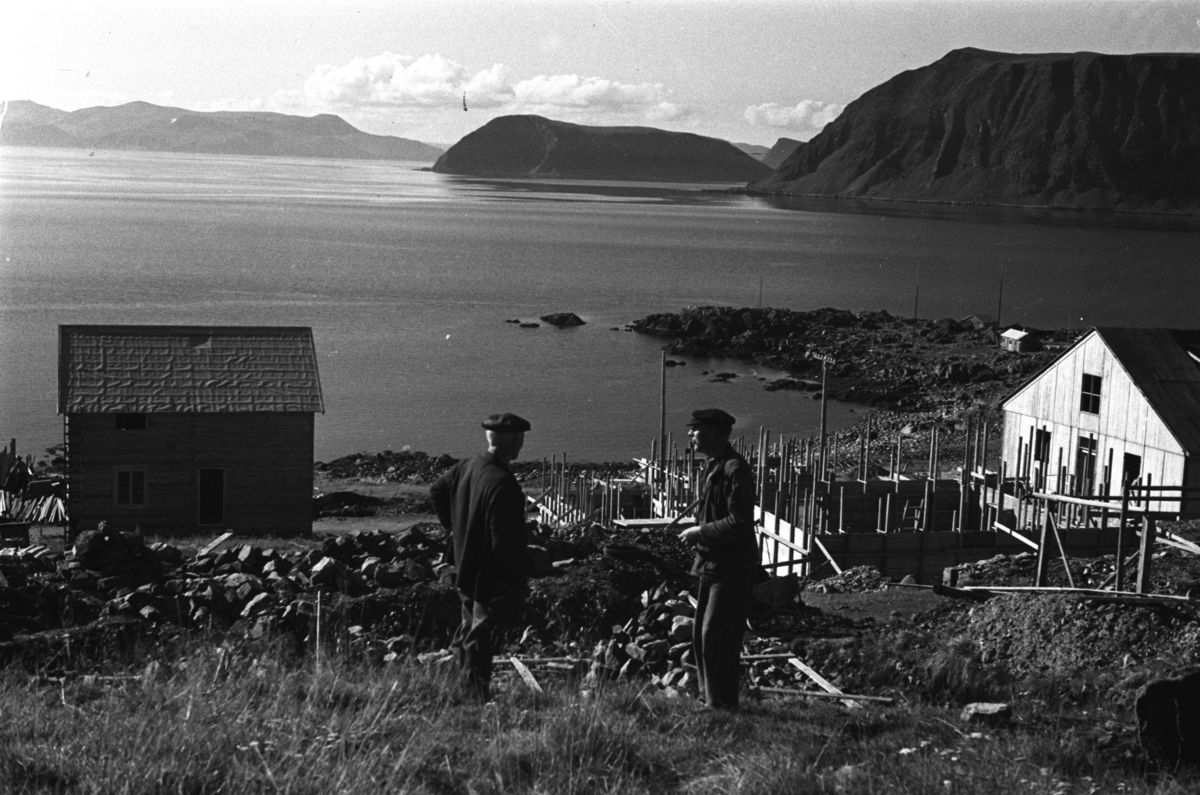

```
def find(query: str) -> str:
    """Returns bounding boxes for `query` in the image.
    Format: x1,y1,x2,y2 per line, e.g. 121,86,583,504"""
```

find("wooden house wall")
1002,332,1189,512
67,412,314,536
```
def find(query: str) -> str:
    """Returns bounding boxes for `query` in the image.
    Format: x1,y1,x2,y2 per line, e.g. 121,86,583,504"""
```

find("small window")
115,469,147,506
115,413,148,430
1033,428,1051,463
1080,374,1102,414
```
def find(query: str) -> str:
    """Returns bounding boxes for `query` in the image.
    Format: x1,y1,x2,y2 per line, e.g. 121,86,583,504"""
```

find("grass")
1,635,1197,795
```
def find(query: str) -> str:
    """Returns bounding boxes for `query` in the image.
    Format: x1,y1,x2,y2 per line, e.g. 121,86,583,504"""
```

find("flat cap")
482,412,531,433
686,408,736,428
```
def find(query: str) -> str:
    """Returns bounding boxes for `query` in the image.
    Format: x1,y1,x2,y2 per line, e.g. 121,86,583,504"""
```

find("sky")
5,0,1200,148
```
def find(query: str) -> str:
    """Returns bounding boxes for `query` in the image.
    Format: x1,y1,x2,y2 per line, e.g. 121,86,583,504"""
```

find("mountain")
748,49,1200,213
761,137,800,170
432,115,772,182
734,142,771,160
0,100,443,162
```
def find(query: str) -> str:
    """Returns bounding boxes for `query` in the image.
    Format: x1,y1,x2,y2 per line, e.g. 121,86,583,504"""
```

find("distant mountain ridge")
432,115,772,182
0,100,443,162
749,49,1200,213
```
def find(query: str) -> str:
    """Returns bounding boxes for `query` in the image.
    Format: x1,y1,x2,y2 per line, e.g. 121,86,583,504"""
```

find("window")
1033,428,1051,463
115,469,147,506
115,413,147,430
1080,374,1102,414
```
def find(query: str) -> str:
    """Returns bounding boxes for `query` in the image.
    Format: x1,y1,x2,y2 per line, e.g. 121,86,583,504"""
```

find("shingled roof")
59,326,324,414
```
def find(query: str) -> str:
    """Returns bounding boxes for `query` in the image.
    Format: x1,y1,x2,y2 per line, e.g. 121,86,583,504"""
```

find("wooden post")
1136,515,1156,594
1035,511,1051,587
1116,482,1130,591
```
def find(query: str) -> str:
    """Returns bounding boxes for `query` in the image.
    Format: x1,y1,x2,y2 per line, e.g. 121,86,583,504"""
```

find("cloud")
510,74,681,118
304,52,513,110
296,52,688,126
744,100,844,135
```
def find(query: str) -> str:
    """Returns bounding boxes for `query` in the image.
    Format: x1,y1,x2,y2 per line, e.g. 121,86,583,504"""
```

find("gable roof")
1093,327,1200,453
59,325,324,414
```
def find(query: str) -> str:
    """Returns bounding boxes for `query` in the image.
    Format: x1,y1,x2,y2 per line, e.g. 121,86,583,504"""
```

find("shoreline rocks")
629,305,1074,413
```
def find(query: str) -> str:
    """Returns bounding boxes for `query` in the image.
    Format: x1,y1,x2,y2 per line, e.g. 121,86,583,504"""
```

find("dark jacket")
430,453,530,604
691,443,759,578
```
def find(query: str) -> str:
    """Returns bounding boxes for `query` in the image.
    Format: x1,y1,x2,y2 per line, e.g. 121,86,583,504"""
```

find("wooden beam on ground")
811,537,843,576
753,686,895,705
788,658,861,709
1158,531,1200,556
509,657,544,694
956,585,1199,603
198,532,235,557
612,517,697,529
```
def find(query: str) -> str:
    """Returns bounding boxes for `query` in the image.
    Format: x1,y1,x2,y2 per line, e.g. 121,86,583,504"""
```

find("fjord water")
1,147,1196,462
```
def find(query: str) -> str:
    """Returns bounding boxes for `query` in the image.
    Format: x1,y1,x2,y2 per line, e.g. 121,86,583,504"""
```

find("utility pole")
996,264,1005,330
659,351,667,471
813,352,836,480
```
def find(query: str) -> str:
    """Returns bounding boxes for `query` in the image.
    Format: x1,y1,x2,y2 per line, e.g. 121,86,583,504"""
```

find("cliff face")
432,115,772,182
749,49,1200,212
0,100,444,162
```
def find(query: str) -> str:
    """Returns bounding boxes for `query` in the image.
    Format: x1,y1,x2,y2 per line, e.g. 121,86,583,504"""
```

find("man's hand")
678,526,702,544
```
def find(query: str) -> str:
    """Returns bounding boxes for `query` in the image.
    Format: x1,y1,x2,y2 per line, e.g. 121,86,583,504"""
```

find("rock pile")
808,566,891,594
315,451,458,484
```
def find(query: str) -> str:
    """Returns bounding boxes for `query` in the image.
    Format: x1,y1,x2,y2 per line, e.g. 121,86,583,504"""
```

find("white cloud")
303,52,512,110
293,52,688,127
511,74,676,116
744,100,844,135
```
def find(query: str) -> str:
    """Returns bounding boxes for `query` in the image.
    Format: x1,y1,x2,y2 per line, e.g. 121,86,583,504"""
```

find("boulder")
539,312,586,328
1136,670,1200,764
959,702,1012,726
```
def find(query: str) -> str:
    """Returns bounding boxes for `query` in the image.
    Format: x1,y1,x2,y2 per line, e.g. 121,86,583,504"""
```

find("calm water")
1,147,1196,462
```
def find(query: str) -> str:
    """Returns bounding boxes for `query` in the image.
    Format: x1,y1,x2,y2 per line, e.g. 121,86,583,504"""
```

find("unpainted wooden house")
59,325,324,536
1000,327,1200,516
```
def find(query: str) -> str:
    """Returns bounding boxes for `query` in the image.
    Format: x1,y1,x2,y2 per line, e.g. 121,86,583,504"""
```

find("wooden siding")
1003,331,1189,512
67,413,314,536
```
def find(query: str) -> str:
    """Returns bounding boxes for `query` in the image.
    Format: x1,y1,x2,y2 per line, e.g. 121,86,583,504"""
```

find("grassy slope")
1,639,1197,795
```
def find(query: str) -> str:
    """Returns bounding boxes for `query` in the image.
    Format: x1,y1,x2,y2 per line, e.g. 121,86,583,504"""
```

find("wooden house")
58,325,324,536
960,314,997,331
1000,327,1200,516
999,327,1039,353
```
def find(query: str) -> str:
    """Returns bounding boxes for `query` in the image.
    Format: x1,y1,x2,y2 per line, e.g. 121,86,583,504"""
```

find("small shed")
58,325,324,536
1000,327,1039,353
961,314,997,330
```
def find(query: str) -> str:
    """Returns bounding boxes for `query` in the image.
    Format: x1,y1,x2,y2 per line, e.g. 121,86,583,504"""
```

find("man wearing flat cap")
431,412,532,701
678,408,758,709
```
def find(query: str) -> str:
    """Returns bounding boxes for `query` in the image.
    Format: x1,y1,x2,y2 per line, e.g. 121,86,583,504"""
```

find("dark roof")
59,325,324,414
1095,327,1200,453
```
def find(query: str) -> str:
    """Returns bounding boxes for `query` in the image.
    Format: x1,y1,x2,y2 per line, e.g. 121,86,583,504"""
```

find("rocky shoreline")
628,305,1073,417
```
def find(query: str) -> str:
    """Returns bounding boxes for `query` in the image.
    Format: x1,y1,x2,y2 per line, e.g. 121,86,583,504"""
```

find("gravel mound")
955,594,1200,678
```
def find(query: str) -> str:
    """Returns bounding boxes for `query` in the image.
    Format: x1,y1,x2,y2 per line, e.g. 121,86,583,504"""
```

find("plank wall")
1002,331,1189,512
66,412,314,536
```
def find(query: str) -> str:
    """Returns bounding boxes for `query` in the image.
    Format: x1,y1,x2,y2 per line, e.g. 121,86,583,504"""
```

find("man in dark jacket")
678,408,758,709
430,412,532,700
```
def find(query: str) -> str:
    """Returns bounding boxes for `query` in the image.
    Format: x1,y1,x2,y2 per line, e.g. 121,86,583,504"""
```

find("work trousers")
693,572,752,709
453,594,499,701
452,592,521,701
